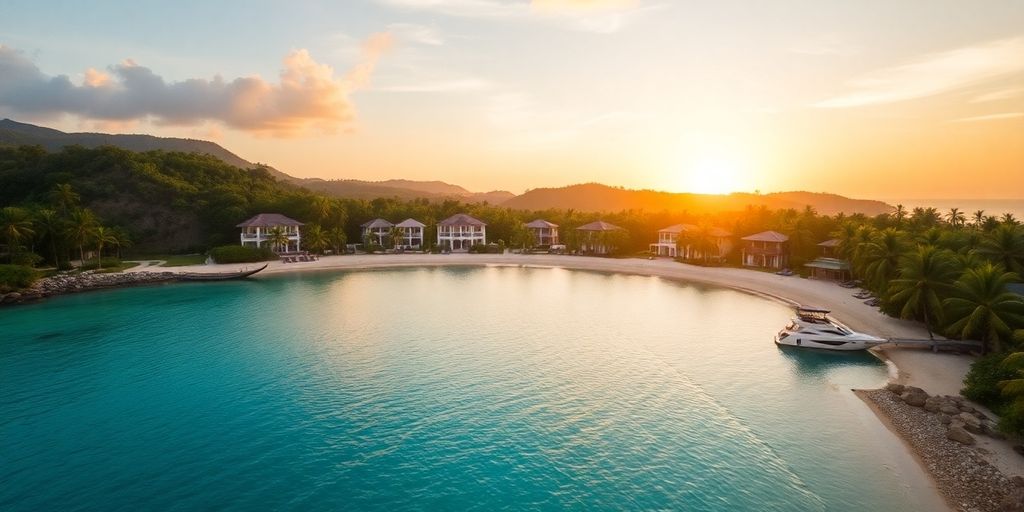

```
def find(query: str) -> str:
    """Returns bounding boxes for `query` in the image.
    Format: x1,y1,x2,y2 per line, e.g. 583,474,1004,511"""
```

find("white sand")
137,253,1023,489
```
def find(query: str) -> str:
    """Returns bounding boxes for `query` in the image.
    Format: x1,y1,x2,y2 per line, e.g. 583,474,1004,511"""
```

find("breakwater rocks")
865,386,1024,512
1,271,177,305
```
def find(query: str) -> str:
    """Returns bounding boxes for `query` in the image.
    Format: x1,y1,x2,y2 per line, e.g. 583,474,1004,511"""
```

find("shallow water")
1,266,921,510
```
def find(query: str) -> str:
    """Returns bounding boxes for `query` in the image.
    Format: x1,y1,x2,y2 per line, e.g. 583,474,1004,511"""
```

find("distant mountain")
0,119,513,203
501,183,891,216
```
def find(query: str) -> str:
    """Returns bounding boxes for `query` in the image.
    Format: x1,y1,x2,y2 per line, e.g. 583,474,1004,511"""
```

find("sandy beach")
135,253,1023,509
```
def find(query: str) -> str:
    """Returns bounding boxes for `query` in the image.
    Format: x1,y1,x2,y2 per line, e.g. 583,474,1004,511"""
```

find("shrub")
468,243,503,254
962,352,1016,411
0,264,38,292
209,245,276,264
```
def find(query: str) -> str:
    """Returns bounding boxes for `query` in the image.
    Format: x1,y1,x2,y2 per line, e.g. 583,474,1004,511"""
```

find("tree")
92,226,117,269
858,228,906,291
68,209,98,265
33,208,64,266
327,227,347,254
893,204,907,226
50,183,80,216
264,227,290,253
978,224,1024,274
946,208,965,229
888,245,959,339
0,206,35,263
972,210,986,228
512,223,534,252
944,263,1024,354
110,227,132,259
388,226,404,250
304,224,328,254
1004,213,1020,226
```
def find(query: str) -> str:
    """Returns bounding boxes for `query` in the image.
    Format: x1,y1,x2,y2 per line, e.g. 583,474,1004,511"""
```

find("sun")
682,155,745,195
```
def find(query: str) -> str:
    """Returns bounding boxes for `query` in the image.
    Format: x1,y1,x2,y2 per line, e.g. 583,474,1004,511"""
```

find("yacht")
774,306,885,351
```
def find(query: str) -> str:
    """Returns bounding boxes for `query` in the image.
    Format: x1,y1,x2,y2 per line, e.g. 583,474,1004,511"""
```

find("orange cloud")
0,35,393,136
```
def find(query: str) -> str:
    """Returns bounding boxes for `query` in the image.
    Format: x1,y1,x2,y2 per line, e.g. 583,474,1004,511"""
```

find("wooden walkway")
870,338,982,352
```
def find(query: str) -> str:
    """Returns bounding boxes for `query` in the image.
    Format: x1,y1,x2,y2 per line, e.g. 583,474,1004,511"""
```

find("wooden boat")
176,264,268,282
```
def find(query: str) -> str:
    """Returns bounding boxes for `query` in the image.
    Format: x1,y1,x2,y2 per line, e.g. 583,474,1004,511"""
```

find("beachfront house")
237,213,303,253
576,220,625,255
740,230,789,269
804,239,851,281
649,224,733,261
395,218,426,250
526,219,559,247
361,218,394,247
437,213,486,251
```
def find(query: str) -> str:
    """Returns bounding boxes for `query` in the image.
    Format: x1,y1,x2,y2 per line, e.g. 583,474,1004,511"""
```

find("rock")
924,396,944,413
941,404,962,415
939,414,953,425
959,413,984,434
901,387,929,407
886,383,906,394
947,425,976,445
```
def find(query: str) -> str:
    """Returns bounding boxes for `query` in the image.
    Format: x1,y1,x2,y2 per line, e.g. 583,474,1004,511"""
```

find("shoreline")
18,253,1021,507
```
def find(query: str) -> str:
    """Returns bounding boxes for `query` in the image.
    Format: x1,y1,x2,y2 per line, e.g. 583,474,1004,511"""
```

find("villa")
740,230,790,269
361,218,394,247
526,219,559,246
649,224,733,261
576,220,625,255
804,239,852,281
395,218,426,250
237,213,303,253
437,213,487,251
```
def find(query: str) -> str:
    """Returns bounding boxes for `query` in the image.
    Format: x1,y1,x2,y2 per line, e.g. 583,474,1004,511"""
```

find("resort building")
395,218,426,250
526,219,559,247
649,224,733,261
740,230,790,269
237,213,303,253
576,220,625,255
437,213,487,251
804,239,852,281
361,218,394,247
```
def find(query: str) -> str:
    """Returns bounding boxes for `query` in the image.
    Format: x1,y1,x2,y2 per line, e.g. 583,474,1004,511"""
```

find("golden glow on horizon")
682,156,747,195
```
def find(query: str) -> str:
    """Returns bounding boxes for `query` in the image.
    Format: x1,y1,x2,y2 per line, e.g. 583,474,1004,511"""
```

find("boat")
774,306,885,351
176,264,268,282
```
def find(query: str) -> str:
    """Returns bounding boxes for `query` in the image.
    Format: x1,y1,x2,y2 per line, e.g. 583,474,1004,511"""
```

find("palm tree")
264,227,290,254
303,224,328,254
311,196,334,225
68,209,97,266
978,224,1024,274
888,245,959,339
972,210,986,228
327,227,347,254
92,226,117,269
943,263,1024,354
388,226,404,250
110,227,132,259
893,204,908,227
946,208,965,229
858,228,906,291
1004,213,1020,225
50,183,80,216
33,208,64,266
0,206,35,263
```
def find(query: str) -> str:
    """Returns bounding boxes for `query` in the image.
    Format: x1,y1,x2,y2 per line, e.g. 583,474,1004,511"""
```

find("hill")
0,119,513,203
501,183,891,216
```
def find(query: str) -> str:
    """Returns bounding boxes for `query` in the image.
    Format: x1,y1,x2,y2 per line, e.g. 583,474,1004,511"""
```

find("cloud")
815,36,1024,108
969,87,1024,103
377,78,490,92
378,0,647,33
948,112,1024,123
0,35,393,136
388,23,445,45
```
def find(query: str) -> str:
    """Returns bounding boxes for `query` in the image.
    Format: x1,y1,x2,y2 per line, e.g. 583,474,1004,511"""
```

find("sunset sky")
1,1,1022,199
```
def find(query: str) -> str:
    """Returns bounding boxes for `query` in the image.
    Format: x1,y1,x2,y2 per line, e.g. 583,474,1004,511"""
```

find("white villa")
437,213,486,251
576,220,625,255
526,219,559,246
395,218,426,249
361,218,394,247
649,224,732,261
237,213,303,253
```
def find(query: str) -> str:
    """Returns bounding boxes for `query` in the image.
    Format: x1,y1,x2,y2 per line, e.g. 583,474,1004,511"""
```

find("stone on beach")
900,386,929,407
947,424,976,445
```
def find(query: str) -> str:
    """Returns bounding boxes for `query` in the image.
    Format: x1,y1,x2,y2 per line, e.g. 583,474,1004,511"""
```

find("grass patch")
159,254,207,267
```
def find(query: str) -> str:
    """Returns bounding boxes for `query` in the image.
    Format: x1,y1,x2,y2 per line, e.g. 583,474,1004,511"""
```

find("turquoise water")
2,266,919,510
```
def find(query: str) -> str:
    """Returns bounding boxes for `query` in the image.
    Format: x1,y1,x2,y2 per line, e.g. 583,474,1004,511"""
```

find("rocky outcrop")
1,271,177,306
867,387,1017,511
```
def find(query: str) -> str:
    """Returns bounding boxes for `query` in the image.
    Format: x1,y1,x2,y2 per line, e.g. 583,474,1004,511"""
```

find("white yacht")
774,307,885,351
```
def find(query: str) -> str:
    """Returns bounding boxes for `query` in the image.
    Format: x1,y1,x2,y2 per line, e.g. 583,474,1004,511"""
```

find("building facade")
525,219,559,246
804,239,851,280
395,218,426,249
576,220,625,255
237,213,303,253
649,224,732,261
740,230,790,269
437,213,487,251
361,218,394,247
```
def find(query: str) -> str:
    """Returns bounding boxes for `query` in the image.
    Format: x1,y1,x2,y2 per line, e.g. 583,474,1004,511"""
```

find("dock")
870,338,982,353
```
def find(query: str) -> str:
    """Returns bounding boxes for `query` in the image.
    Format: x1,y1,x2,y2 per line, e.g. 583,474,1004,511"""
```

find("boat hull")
774,333,873,351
